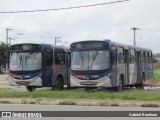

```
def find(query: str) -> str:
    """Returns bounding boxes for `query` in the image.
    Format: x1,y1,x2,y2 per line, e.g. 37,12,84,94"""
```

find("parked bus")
70,40,153,91
7,43,70,92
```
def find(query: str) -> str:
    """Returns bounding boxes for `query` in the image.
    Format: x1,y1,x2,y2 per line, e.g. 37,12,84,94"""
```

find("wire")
0,0,130,14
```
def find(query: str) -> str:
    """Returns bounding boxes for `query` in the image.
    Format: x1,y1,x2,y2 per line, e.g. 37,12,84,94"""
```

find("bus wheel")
26,86,36,92
117,77,123,92
139,74,145,89
136,74,145,90
54,77,64,90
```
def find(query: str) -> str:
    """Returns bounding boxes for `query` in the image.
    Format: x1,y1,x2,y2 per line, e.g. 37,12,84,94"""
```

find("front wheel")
135,74,145,90
138,74,145,89
26,86,36,92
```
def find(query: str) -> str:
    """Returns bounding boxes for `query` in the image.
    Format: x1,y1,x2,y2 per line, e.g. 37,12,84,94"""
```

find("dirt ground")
145,79,160,85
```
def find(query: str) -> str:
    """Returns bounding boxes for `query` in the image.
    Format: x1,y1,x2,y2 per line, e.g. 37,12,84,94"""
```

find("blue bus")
70,40,153,91
8,43,70,91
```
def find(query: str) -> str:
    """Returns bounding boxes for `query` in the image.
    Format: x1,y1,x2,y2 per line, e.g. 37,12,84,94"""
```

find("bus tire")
26,86,36,92
116,77,124,92
140,74,145,89
136,74,145,90
54,77,64,90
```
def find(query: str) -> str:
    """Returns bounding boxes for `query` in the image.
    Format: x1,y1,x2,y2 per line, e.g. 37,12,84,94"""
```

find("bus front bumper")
9,76,42,86
70,75,112,88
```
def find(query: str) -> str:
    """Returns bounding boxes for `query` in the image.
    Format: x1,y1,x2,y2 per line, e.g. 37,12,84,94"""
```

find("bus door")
136,51,141,82
43,48,53,87
54,49,68,85
111,46,117,87
66,50,71,86
124,49,129,84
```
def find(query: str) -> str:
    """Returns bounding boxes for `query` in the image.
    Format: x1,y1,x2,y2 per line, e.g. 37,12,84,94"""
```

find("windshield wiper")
90,51,98,66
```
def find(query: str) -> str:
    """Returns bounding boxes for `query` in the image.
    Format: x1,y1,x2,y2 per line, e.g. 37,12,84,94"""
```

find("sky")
0,0,160,53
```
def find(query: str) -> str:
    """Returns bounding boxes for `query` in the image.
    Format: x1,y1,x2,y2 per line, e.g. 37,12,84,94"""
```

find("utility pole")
8,37,14,46
131,27,139,46
6,28,12,45
5,28,12,72
55,37,62,45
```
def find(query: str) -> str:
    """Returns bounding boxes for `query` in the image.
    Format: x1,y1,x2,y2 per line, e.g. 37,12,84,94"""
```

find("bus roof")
71,40,152,52
10,43,69,50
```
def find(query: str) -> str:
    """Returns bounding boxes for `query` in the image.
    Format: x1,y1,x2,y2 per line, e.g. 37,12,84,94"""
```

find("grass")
0,65,160,102
153,69,160,80
153,63,160,80
0,89,160,101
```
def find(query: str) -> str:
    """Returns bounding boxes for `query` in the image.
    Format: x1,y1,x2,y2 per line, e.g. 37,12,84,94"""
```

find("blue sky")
0,0,160,53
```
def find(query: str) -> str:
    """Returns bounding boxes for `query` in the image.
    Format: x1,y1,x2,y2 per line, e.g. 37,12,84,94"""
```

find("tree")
0,42,9,66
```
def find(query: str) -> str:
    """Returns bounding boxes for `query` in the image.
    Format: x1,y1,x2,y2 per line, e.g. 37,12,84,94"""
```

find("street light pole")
5,28,12,72
8,37,14,46
131,27,139,46
55,37,62,45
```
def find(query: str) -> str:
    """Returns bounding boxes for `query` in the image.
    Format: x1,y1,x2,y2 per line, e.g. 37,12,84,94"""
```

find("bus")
70,40,153,91
8,43,70,92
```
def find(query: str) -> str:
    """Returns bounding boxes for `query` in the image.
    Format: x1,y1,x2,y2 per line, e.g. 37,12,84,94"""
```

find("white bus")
70,40,153,91
8,43,70,92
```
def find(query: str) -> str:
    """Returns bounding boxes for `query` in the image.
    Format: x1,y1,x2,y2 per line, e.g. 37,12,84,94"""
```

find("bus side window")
110,46,117,65
45,49,53,66
55,49,65,65
145,52,148,63
141,51,144,63
148,52,153,63
130,49,136,63
118,47,124,63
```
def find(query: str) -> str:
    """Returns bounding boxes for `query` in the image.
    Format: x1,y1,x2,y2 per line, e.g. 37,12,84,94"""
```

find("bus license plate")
84,81,93,85
19,81,26,85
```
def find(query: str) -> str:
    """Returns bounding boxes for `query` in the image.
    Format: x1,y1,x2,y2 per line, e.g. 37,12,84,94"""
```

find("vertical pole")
133,28,136,46
6,28,9,45
5,28,12,72
55,37,57,45
55,37,61,45
6,28,12,45
131,27,139,46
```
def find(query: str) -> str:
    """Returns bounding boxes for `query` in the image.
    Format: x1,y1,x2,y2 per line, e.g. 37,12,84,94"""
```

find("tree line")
0,42,9,72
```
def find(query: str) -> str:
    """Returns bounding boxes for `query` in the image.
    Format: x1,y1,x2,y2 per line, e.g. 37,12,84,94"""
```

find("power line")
0,0,130,14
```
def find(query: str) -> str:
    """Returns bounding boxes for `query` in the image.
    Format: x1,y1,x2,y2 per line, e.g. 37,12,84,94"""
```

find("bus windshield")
71,50,110,70
9,52,42,71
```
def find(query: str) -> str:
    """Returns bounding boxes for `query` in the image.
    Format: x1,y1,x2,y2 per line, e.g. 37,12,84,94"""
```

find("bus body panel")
70,71,112,87
9,70,43,86
41,69,52,87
